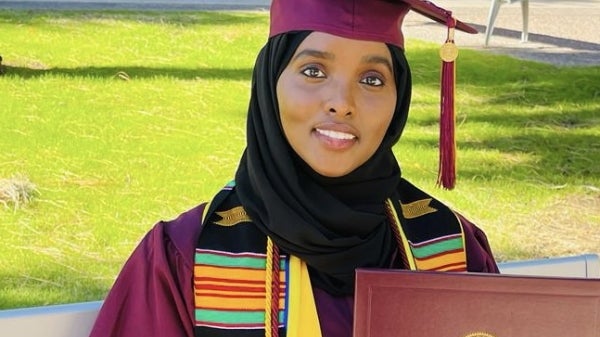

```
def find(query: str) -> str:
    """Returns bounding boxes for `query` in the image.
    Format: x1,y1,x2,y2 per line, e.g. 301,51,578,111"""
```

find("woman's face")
276,32,397,177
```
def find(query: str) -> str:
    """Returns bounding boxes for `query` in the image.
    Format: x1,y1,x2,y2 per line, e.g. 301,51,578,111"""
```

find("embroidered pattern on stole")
215,206,252,226
400,198,437,219
194,249,288,329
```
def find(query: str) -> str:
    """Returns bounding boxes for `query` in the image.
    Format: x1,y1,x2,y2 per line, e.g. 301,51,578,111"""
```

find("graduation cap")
270,0,477,189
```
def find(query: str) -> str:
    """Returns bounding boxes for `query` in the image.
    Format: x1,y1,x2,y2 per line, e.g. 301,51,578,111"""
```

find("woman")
89,0,498,336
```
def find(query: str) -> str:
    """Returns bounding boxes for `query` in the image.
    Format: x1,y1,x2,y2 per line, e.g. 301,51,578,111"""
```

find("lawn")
0,10,599,309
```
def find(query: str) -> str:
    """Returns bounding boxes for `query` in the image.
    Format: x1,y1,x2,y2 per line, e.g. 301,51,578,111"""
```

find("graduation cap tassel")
437,17,458,190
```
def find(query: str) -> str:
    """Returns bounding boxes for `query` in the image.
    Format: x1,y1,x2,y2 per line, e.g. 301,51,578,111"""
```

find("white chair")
485,0,529,46
0,300,102,337
498,253,600,278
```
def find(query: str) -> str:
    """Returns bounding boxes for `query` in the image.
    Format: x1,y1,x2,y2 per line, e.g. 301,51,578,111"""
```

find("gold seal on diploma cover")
464,333,496,337
439,42,459,62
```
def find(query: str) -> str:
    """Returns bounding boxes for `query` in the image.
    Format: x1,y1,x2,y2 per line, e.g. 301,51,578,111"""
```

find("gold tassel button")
439,42,459,62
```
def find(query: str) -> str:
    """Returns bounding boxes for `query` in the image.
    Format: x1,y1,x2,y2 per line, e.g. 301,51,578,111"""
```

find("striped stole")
393,179,468,272
194,249,287,330
193,183,321,337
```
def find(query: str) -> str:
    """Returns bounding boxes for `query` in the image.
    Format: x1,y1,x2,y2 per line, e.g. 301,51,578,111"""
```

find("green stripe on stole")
410,236,463,259
195,308,285,326
195,251,287,269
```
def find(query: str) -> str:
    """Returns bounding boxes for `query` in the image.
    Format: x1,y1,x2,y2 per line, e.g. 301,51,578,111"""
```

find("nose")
325,80,355,117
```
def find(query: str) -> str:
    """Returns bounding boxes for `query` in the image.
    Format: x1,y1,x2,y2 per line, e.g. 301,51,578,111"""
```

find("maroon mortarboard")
270,0,477,189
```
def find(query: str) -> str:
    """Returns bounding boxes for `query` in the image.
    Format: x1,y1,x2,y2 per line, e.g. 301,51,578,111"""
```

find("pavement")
0,0,599,66
404,0,600,67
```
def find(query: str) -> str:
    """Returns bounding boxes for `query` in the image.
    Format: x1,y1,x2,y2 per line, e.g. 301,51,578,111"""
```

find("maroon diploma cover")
353,269,600,337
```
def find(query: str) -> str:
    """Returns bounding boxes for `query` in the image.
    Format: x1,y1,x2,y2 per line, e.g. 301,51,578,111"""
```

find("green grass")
1,10,599,309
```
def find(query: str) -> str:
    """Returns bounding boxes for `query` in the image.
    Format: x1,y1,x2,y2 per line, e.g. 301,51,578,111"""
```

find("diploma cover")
353,269,600,337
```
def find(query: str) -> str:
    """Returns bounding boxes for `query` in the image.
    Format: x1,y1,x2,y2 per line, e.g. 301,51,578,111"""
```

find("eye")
360,75,384,87
301,66,326,78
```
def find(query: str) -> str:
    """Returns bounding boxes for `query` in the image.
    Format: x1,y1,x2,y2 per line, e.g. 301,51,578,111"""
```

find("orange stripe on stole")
194,265,286,311
414,250,466,271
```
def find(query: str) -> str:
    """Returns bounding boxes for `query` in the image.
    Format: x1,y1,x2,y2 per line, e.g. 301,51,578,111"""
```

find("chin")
312,165,354,178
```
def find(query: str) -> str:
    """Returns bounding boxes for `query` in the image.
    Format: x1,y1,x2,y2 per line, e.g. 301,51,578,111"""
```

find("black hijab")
235,31,412,296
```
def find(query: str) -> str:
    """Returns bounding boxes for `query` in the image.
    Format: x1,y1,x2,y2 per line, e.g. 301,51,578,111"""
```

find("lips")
313,123,358,150
315,128,356,140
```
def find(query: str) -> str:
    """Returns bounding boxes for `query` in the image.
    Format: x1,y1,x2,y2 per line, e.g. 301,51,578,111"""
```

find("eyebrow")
362,55,394,75
292,49,335,62
292,48,393,74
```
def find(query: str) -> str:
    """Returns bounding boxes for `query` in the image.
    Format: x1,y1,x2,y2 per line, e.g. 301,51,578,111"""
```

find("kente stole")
193,179,467,337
